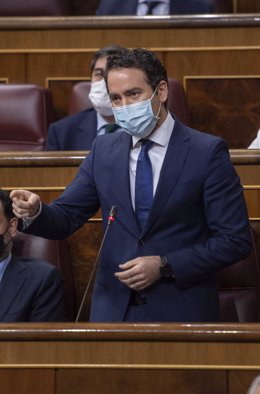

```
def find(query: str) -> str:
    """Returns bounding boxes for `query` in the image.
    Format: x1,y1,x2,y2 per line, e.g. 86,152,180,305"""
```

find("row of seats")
0,81,191,150
0,84,55,151
0,0,233,16
12,221,260,322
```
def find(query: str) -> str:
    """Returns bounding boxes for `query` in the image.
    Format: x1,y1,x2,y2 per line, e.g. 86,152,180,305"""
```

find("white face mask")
88,79,113,117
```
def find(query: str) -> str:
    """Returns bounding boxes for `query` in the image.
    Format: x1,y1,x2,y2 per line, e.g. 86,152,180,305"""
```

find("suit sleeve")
167,139,252,289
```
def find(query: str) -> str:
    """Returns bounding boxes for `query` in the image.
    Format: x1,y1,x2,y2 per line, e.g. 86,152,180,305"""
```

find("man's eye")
112,97,120,104
95,71,103,77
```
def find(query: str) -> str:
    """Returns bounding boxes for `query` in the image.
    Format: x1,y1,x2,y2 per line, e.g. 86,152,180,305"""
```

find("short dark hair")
0,190,14,221
90,45,125,74
104,48,168,90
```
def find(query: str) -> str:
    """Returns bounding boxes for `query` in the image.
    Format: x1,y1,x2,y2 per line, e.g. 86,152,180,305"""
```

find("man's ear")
157,80,168,104
9,217,18,238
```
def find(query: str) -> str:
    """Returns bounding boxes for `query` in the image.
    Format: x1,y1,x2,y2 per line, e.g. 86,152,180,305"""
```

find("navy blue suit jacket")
26,119,252,322
46,108,97,151
96,0,216,15
0,256,65,322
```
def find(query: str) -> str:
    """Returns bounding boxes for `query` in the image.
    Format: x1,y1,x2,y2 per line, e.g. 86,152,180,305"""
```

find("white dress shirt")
137,0,170,15
129,112,175,210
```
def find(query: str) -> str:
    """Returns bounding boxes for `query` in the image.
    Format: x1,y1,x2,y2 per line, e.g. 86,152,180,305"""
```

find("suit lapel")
145,119,191,233
0,257,26,321
110,133,141,236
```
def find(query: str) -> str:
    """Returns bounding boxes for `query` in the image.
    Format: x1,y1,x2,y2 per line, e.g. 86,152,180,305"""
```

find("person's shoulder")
96,130,129,147
49,108,96,129
96,0,121,14
17,257,57,274
175,118,225,147
199,0,216,12
181,0,216,12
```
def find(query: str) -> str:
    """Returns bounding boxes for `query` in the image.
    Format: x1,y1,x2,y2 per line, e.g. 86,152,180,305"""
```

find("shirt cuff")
22,202,42,229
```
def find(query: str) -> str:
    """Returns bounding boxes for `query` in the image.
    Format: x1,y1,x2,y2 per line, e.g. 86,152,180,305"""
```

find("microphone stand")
75,206,117,322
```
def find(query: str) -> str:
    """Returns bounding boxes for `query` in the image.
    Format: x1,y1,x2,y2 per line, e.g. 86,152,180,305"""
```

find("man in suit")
11,48,251,322
46,45,124,151
0,189,65,322
96,0,217,16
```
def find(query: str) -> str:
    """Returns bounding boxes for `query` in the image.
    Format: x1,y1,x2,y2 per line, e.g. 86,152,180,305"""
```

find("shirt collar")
96,112,109,133
132,111,175,148
138,0,169,4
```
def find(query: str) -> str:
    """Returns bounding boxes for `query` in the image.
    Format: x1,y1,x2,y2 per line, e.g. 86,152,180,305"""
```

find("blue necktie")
135,139,154,229
145,1,160,15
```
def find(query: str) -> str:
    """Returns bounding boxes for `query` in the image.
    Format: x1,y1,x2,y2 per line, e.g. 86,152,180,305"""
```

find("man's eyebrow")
126,87,142,93
109,88,143,97
120,88,143,96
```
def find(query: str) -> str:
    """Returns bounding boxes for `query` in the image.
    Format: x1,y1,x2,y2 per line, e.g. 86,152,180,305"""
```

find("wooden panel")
56,369,226,394
236,0,260,13
0,53,26,82
68,222,101,317
1,369,55,394
185,77,260,148
0,17,259,50
229,370,260,394
2,323,260,394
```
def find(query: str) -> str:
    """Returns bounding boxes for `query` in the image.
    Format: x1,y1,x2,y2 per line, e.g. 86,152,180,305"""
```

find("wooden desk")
1,323,260,394
1,150,259,217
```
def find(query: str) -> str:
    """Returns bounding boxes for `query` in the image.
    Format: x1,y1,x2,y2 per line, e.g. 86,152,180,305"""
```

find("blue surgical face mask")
112,88,161,138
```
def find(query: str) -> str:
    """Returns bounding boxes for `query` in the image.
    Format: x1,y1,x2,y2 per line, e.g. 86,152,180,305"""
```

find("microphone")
75,205,117,322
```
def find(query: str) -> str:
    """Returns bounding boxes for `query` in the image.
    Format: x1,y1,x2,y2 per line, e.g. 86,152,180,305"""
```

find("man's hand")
114,256,161,291
10,189,41,218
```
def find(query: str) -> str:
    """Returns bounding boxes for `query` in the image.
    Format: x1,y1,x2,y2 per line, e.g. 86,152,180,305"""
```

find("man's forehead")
107,67,148,87
94,56,108,71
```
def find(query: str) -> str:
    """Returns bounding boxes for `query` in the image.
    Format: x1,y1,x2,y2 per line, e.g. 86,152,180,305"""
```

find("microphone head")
108,205,117,223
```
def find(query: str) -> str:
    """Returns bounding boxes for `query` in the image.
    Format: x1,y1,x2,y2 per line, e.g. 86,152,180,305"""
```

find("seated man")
96,0,217,16
0,189,65,322
46,45,124,151
248,129,260,149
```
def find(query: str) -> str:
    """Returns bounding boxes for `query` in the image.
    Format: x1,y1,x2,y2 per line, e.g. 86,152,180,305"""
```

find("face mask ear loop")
155,101,162,119
151,84,162,120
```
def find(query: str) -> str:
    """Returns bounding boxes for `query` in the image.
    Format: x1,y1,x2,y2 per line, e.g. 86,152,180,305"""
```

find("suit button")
139,239,145,245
